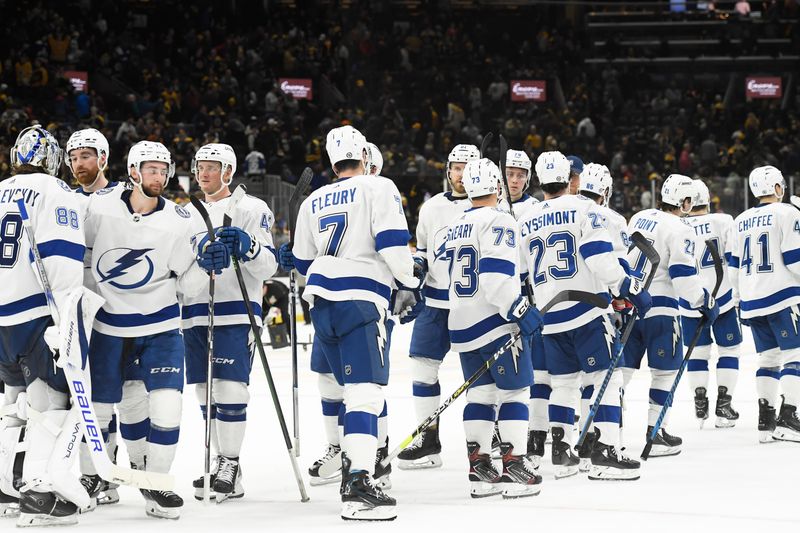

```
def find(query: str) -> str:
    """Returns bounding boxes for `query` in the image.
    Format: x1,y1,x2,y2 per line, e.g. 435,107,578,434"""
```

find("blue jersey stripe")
478,257,515,276
543,293,610,326
294,258,312,276
782,248,800,266
424,286,449,301
680,289,732,310
307,273,392,303
579,240,613,260
651,296,678,309
375,229,411,252
741,286,800,312
668,264,697,279
0,293,48,317
728,255,740,268
181,301,262,320
31,239,85,262
449,313,508,344
96,303,180,328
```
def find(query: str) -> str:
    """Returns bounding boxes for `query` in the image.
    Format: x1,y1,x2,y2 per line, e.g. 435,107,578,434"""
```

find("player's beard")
75,168,99,186
143,180,164,197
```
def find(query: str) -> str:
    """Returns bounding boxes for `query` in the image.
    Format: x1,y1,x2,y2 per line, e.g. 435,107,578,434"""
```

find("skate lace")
407,432,426,450
80,475,100,493
216,457,238,485
316,444,340,466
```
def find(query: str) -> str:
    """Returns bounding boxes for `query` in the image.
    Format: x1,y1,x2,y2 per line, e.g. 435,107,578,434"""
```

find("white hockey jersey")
444,207,522,352
627,209,706,318
730,202,800,319
293,174,417,309
84,187,207,337
415,191,471,309
518,194,625,334
76,182,125,292
182,193,278,328
0,173,85,326
501,194,540,289
682,213,736,317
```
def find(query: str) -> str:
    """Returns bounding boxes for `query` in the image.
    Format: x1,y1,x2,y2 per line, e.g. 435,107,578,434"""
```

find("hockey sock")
318,373,343,446
549,373,578,438
590,370,622,448
342,383,382,474
146,389,182,473
195,384,219,454
687,345,712,392
756,353,782,407
497,389,528,453
214,380,250,458
464,384,497,453
411,357,442,426
107,413,119,462
378,401,388,447
781,358,800,406
648,370,676,428
716,349,740,396
580,384,594,426
529,380,551,432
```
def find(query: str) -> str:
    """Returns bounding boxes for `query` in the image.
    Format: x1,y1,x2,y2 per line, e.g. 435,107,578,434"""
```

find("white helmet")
10,125,62,176
749,165,785,199
463,158,501,200
326,125,367,168
579,163,613,205
366,142,383,175
127,141,174,199
506,149,532,185
692,179,710,207
535,151,570,185
661,174,695,212
192,143,236,178
65,128,109,172
448,144,480,165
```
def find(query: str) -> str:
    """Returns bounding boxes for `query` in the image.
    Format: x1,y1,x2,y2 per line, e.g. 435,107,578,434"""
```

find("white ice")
20,321,800,531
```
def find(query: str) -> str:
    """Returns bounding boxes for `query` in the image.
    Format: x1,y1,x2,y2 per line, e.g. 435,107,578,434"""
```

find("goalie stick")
14,196,173,491
192,185,308,502
640,239,723,460
576,231,660,450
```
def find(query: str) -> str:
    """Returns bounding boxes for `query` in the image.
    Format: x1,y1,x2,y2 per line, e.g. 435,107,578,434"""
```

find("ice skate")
309,444,342,485
714,386,739,429
340,454,396,521
466,441,501,498
193,456,218,500
213,456,244,503
0,488,19,518
498,443,542,498
142,489,183,520
551,427,579,479
526,430,546,469
577,428,597,473
374,442,392,490
17,490,78,527
773,399,800,443
758,399,778,444
694,387,709,428
589,440,640,481
397,426,442,470
646,426,682,457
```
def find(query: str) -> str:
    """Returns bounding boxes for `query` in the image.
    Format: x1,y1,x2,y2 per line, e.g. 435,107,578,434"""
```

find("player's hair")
581,189,603,203
333,159,362,174
541,182,567,195
11,164,44,176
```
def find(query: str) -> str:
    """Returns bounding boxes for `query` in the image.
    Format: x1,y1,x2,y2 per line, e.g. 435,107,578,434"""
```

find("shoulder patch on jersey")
96,186,116,195
57,179,72,192
175,205,191,218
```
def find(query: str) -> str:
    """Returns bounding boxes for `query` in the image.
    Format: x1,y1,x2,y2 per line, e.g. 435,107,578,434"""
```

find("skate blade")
193,488,217,501
698,417,707,429
646,446,681,458
526,456,542,470
1,503,20,518
772,427,800,443
397,454,442,470
309,473,342,486
501,483,541,499
341,501,396,521
78,499,96,514
97,490,119,506
17,512,78,527
578,458,591,473
759,431,778,444
714,417,737,429
470,481,502,498
145,503,181,520
588,466,640,481
375,476,391,491
215,491,245,504
553,464,579,479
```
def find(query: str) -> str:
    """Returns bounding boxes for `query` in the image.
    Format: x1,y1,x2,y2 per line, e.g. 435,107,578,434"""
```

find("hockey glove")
699,288,719,324
507,295,543,337
616,277,652,318
216,226,261,262
278,242,295,271
197,239,230,275
612,298,633,331
413,255,428,283
43,325,62,364
391,286,425,324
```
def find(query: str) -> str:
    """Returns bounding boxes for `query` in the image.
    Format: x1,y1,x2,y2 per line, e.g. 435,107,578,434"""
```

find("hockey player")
0,126,87,526
182,143,278,502
682,179,741,428
621,174,719,457
444,157,543,498
83,141,229,519
398,144,477,470
519,151,650,481
279,125,421,521
366,142,383,175
566,155,583,195
65,128,118,196
730,166,800,443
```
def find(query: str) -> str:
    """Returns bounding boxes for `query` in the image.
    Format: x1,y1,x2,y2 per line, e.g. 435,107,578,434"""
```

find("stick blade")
223,184,248,223
479,132,494,158
290,167,313,208
189,195,215,237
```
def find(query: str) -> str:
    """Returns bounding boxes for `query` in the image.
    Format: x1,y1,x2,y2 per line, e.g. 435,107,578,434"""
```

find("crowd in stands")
1,0,799,231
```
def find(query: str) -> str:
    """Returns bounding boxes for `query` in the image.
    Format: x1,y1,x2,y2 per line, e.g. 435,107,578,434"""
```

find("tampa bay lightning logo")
96,247,155,289
175,205,191,218
57,179,71,192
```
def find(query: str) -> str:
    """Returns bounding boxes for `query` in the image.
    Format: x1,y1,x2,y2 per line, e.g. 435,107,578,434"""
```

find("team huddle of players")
1,121,799,525
280,125,800,521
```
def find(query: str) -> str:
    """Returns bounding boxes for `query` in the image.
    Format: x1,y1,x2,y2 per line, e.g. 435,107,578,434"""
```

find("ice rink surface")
58,321,798,532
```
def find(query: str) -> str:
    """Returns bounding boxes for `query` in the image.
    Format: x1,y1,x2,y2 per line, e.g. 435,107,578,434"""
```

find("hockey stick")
790,195,800,211
479,132,493,158
188,194,219,504
288,167,313,457
14,196,174,491
640,239,723,460
575,232,660,450
216,185,310,502
380,289,609,469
